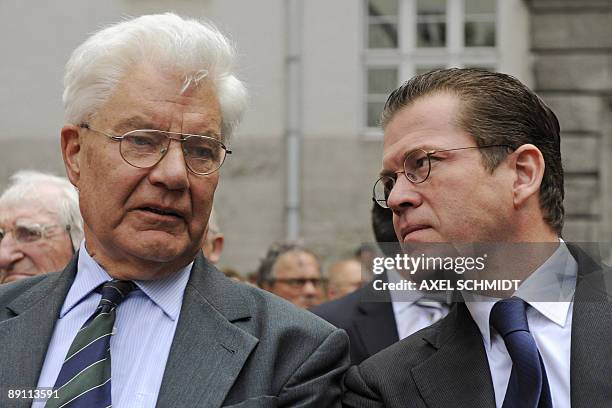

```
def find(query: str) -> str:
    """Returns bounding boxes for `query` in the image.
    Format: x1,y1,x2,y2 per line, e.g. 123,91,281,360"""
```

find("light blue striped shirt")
33,241,192,408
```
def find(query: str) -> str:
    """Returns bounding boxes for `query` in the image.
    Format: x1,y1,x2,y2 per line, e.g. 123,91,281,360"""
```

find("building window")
366,67,398,127
363,0,498,132
417,0,447,47
367,0,399,48
464,0,496,47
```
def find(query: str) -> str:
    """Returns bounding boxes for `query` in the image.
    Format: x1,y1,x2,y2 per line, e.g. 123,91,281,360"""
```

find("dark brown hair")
381,68,564,235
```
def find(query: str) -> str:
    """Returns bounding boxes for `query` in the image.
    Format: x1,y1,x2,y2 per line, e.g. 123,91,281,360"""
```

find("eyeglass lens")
0,225,44,244
121,130,226,174
403,149,431,183
373,149,433,208
373,176,394,209
277,278,323,288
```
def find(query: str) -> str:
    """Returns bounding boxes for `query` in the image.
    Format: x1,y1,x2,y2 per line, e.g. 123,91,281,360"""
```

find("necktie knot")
490,296,530,338
98,280,135,312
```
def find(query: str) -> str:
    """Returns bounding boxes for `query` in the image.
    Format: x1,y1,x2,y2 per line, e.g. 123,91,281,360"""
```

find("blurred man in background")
326,258,362,300
0,170,83,283
258,242,324,308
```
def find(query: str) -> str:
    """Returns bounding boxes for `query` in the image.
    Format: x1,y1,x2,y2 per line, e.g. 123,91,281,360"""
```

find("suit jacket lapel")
412,302,496,408
156,255,258,408
0,257,77,402
569,245,612,407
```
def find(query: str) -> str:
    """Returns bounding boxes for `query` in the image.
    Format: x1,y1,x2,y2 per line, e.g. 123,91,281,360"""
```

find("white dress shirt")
34,241,192,408
464,240,577,408
388,269,449,340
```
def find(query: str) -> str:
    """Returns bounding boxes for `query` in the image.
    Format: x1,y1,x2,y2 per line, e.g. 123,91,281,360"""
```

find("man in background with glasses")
257,242,325,308
343,69,612,407
0,14,348,408
0,170,83,284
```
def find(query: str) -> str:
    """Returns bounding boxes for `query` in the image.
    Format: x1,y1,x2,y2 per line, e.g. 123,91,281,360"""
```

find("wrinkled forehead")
273,251,321,277
0,199,61,226
92,63,222,136
381,93,471,170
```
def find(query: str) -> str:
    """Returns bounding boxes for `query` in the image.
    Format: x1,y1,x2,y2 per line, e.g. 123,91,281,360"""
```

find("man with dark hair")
257,242,324,308
343,68,611,407
379,68,565,235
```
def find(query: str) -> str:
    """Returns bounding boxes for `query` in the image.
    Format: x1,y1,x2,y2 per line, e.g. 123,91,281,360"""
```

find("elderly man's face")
62,65,221,280
0,200,74,283
382,92,514,244
265,251,324,309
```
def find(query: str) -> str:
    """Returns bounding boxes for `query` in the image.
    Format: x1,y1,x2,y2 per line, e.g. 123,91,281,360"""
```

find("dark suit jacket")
343,245,612,408
0,253,350,407
311,274,399,365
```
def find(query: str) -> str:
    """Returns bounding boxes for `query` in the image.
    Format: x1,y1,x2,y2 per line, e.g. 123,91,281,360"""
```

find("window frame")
362,0,500,137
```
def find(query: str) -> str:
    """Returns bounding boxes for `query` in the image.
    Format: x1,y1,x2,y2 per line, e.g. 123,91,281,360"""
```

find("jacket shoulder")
241,282,341,339
310,288,361,326
218,280,350,406
0,273,56,307
343,319,445,407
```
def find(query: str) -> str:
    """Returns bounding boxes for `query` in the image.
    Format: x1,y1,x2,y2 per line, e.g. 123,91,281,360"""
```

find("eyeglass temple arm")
65,224,76,255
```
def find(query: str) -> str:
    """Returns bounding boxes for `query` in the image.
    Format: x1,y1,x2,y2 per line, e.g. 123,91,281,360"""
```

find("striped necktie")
46,280,135,408
490,297,552,408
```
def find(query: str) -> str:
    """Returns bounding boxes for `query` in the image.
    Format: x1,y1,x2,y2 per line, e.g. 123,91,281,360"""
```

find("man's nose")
302,279,320,296
386,175,423,214
0,237,25,269
148,140,190,190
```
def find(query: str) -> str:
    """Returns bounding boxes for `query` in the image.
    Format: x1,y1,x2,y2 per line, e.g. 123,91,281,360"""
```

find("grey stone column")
528,0,612,246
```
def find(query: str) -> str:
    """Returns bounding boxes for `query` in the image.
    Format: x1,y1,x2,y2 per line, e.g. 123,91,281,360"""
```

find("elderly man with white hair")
0,13,348,408
0,170,83,283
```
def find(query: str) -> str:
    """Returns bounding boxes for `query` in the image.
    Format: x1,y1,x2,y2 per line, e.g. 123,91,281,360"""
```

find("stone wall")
529,0,612,244
215,135,382,274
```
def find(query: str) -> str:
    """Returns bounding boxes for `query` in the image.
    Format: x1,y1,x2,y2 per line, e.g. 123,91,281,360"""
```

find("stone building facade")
529,0,612,248
0,0,610,273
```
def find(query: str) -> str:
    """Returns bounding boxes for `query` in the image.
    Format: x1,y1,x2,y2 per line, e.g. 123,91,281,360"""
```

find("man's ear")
208,234,225,263
511,144,545,208
61,124,82,187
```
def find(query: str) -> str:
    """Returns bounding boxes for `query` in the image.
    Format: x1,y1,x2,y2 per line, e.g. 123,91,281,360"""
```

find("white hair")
63,13,247,142
207,206,221,236
0,170,84,251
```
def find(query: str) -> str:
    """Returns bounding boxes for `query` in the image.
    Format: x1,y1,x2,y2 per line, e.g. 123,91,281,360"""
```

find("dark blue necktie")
490,297,552,408
46,280,135,408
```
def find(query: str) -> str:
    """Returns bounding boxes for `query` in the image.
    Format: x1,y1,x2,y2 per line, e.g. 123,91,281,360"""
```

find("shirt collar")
388,268,424,310
388,268,450,314
61,240,192,321
464,239,577,350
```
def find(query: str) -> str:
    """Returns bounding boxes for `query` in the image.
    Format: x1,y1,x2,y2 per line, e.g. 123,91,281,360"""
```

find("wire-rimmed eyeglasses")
0,222,70,244
268,277,325,288
79,123,232,176
373,145,512,209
